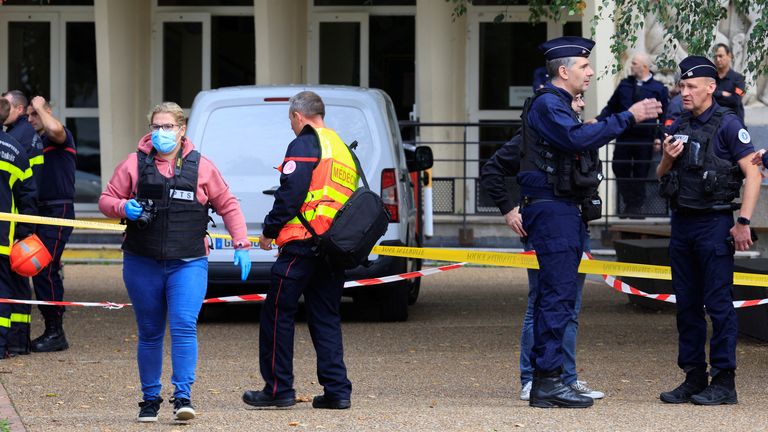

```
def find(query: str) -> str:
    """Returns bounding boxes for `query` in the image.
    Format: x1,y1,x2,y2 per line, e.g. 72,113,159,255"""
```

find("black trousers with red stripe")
259,242,352,401
32,203,74,322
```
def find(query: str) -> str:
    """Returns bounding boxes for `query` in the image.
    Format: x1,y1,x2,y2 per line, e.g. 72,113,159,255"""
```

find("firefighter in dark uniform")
713,43,746,121
3,90,43,355
519,36,662,408
0,98,38,358
26,96,76,353
243,91,354,410
597,52,669,216
657,56,760,406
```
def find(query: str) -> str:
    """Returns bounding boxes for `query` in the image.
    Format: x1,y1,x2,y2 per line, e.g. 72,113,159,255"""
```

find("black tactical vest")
520,88,603,199
122,148,210,259
661,107,743,211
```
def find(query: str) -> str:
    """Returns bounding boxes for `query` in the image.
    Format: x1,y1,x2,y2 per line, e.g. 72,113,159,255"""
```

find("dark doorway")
369,15,415,122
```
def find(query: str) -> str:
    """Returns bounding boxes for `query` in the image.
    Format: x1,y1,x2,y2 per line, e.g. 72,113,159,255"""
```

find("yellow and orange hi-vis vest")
276,128,359,247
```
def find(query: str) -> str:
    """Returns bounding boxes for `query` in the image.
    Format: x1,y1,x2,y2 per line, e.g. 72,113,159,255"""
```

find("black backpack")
298,141,390,269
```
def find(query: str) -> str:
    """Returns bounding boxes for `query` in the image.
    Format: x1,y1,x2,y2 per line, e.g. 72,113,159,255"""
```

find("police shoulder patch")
738,128,751,144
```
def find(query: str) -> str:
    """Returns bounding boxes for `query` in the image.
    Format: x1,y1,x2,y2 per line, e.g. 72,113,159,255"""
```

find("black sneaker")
242,390,296,408
312,395,351,410
170,397,196,421
137,397,163,422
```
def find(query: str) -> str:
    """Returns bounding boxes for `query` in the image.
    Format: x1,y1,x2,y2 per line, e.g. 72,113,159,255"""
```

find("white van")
186,85,432,321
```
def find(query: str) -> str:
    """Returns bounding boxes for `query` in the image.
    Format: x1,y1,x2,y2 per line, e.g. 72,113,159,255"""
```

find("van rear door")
194,103,295,261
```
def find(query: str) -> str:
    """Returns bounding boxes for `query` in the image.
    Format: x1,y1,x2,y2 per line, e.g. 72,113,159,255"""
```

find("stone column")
583,0,617,217
94,0,152,183
254,0,307,84
416,0,467,220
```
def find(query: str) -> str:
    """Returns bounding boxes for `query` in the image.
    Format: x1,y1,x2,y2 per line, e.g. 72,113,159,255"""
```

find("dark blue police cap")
679,55,718,80
539,37,595,61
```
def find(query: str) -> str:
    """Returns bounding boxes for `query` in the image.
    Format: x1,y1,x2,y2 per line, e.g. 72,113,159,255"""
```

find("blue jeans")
520,229,589,386
123,253,208,401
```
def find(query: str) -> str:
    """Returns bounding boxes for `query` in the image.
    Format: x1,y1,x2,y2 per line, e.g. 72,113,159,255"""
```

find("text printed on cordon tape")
2,212,768,287
0,262,467,309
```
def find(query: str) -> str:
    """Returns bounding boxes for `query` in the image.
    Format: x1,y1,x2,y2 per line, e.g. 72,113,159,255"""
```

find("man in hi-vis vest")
243,91,355,410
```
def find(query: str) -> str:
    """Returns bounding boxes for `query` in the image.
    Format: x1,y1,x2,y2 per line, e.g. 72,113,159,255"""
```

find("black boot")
690,369,737,405
31,316,69,353
660,366,708,404
529,369,593,408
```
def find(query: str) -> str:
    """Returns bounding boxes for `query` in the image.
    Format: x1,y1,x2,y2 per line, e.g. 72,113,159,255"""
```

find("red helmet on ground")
10,234,52,277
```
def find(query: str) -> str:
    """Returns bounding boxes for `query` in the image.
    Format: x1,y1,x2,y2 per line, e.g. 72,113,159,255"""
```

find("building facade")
1,0,619,214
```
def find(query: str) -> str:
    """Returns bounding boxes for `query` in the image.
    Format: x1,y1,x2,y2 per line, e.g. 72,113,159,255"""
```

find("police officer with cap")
519,36,662,408
657,55,760,405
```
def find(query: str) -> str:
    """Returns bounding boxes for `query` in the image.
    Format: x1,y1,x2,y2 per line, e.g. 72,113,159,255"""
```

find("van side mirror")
406,146,433,172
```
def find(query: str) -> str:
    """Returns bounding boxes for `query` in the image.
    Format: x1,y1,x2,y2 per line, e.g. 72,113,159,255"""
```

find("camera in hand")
135,199,157,230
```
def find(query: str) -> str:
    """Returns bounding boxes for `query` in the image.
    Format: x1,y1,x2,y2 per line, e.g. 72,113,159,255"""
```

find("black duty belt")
521,196,578,209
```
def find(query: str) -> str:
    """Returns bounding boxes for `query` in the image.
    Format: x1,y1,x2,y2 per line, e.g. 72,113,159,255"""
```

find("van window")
197,102,378,225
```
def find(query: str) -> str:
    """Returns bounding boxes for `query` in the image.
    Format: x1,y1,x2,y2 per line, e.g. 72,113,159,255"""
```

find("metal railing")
399,120,669,232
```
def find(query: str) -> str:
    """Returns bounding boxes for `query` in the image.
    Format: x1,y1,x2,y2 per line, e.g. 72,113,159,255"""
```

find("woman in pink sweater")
99,102,251,423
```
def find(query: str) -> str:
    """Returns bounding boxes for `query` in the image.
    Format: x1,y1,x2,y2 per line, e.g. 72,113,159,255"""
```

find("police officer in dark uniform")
597,53,669,216
0,98,38,358
3,90,43,355
657,56,760,406
519,36,662,408
243,91,354,410
712,43,746,121
26,96,76,353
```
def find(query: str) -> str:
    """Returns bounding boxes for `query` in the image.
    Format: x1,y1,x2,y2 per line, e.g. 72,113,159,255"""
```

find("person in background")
99,101,251,422
713,43,746,121
597,53,669,217
0,98,37,359
26,96,76,353
480,93,604,403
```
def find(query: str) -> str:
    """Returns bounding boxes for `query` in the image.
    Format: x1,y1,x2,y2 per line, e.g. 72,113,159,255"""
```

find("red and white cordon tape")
588,253,768,308
0,262,467,310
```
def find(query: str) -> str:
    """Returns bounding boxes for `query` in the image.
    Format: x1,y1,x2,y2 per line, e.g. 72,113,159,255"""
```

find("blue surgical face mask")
151,129,178,154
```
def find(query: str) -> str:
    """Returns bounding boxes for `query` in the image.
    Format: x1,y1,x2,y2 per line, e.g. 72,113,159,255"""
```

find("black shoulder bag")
297,141,390,269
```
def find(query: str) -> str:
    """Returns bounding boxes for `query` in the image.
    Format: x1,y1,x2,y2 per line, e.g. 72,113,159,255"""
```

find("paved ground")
2,264,768,431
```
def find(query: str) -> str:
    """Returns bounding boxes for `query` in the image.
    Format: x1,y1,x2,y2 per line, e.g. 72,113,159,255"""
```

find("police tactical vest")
663,107,743,211
520,88,603,199
122,147,210,259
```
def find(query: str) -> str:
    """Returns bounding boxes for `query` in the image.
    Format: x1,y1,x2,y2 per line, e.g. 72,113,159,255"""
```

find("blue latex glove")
125,199,143,221
233,249,251,281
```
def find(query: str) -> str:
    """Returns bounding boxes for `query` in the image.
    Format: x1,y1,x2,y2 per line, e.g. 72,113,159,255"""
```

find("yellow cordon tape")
3,212,768,287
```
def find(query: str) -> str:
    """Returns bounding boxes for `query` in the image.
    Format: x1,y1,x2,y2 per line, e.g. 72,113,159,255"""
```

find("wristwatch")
737,216,751,226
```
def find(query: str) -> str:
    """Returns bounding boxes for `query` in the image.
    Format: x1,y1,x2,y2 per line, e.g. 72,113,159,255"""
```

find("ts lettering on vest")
169,189,195,201
283,160,297,175
738,128,751,144
331,162,356,191
673,134,690,143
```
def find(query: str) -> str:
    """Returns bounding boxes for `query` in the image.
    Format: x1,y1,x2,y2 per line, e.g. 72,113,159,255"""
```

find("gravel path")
1,264,767,431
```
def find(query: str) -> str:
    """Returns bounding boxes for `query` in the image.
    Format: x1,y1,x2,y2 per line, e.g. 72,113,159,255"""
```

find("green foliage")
0,419,9,432
446,0,768,77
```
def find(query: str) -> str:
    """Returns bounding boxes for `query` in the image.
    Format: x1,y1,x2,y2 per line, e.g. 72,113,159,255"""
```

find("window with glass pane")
211,16,255,89
319,22,360,86
66,22,98,108
563,21,582,37
2,0,93,5
8,22,50,100
369,16,414,121
158,0,251,5
66,117,101,203
479,22,546,109
163,22,202,107
314,0,415,5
